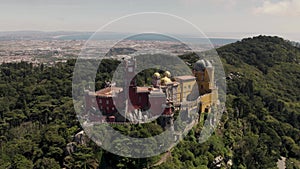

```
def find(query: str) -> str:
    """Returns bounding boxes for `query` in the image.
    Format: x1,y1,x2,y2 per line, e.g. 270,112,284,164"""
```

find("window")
99,99,102,103
106,100,109,105
112,107,115,111
205,107,209,113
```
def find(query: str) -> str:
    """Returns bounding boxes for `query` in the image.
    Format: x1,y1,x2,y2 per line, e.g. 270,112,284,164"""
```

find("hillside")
0,35,300,168
217,36,300,168
218,35,300,126
156,35,300,169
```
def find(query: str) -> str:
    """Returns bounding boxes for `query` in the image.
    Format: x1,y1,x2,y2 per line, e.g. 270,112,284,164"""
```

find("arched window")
205,107,209,113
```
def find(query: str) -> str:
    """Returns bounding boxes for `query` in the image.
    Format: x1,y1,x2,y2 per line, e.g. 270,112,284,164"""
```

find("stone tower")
193,59,218,113
193,59,214,95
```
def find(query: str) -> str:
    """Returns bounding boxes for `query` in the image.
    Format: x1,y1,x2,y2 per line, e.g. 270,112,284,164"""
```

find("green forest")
0,35,300,168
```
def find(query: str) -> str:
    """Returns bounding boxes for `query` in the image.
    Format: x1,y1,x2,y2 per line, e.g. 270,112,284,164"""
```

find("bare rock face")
74,130,89,145
65,142,77,155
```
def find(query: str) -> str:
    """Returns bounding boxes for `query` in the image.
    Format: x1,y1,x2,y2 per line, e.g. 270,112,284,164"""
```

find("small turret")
193,59,212,71
161,71,172,85
152,72,161,88
164,71,171,78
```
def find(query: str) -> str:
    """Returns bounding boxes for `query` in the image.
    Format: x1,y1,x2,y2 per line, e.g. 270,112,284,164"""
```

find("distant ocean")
0,31,238,46
55,33,238,46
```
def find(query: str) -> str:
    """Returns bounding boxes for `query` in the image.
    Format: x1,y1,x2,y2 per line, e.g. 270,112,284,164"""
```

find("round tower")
193,59,214,95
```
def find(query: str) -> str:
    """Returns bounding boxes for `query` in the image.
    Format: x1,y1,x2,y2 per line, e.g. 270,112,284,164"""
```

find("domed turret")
161,77,172,84
164,71,171,78
161,71,172,85
193,59,212,71
193,59,214,95
152,72,161,87
153,72,161,79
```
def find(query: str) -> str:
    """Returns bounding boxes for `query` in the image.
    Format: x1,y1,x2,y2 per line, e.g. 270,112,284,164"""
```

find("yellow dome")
164,71,171,78
161,76,172,85
153,72,160,78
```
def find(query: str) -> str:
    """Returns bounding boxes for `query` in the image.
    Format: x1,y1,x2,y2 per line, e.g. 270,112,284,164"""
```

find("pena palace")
84,57,219,129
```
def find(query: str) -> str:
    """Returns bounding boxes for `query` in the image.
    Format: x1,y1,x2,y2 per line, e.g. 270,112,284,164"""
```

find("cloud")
253,0,300,16
178,0,237,8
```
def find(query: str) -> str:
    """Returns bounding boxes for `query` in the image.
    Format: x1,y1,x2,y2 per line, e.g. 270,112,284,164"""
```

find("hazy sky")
1,0,300,40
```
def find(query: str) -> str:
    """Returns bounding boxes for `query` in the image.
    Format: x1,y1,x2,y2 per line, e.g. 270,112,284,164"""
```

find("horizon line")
0,30,299,42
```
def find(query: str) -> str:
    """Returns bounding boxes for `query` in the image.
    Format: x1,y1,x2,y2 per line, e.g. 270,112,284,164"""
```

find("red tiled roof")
94,87,123,97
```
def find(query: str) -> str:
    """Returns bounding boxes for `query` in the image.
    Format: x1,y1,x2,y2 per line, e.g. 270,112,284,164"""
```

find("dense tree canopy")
0,35,300,168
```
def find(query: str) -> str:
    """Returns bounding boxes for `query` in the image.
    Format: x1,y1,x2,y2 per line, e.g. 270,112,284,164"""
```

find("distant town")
0,31,237,65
